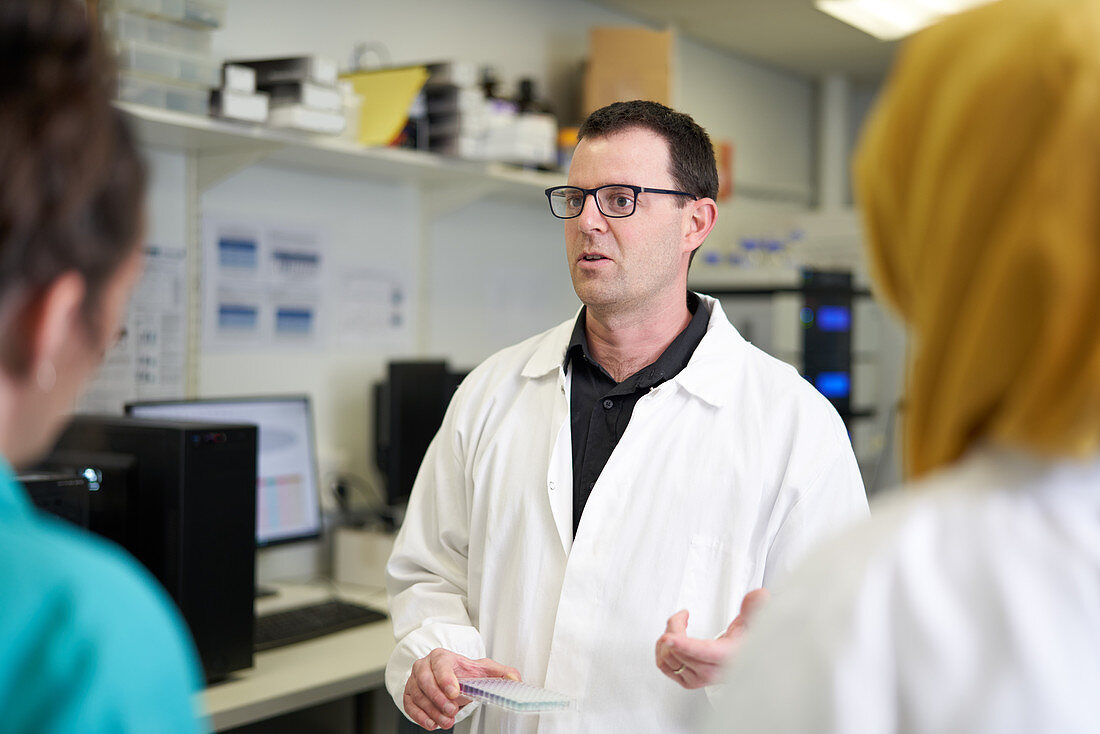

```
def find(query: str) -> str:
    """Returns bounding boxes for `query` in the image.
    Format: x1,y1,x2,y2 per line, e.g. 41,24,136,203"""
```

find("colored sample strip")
458,678,573,713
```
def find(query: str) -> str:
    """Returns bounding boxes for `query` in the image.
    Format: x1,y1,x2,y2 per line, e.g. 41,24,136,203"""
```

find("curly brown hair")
0,0,146,373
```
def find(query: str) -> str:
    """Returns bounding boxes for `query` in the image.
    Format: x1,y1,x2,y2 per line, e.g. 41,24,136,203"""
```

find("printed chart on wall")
335,266,410,347
203,216,328,350
79,245,188,413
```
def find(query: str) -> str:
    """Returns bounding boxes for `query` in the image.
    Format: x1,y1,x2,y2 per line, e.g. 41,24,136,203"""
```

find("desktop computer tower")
49,415,258,682
20,471,91,528
374,361,466,513
38,449,137,549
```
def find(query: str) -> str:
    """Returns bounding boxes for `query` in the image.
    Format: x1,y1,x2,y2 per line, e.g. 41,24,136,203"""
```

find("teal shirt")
0,458,206,732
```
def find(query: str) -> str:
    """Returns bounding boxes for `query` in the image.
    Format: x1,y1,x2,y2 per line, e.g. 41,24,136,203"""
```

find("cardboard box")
714,139,735,201
583,27,673,116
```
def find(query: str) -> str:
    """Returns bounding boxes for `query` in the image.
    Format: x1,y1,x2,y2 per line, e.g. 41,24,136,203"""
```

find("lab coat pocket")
674,534,745,640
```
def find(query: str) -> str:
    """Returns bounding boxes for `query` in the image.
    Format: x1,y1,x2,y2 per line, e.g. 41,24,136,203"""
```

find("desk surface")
202,582,394,731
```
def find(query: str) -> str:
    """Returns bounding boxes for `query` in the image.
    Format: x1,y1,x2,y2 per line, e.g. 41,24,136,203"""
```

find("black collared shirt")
566,292,709,537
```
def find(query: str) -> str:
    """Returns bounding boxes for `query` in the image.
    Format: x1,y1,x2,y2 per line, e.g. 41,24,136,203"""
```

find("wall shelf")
117,102,564,196
118,103,815,208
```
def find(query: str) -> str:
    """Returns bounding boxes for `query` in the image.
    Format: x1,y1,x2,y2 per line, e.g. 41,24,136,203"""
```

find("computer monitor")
127,395,322,547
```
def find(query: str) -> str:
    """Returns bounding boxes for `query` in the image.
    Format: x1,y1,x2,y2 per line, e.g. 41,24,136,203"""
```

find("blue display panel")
814,371,851,399
816,305,851,332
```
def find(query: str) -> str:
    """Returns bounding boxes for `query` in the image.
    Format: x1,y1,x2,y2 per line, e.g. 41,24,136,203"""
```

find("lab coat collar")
519,295,747,408
521,308,581,380
672,295,746,408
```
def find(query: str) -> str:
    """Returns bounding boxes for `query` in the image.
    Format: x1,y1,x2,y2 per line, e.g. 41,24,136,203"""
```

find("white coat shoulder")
446,317,572,414
690,297,855,472
695,296,844,419
710,448,1100,734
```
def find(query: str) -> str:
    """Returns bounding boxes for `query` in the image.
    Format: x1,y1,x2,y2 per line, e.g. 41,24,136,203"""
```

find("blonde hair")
855,0,1100,477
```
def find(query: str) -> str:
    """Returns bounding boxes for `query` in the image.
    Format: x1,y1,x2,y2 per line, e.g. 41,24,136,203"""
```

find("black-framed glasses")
544,184,698,219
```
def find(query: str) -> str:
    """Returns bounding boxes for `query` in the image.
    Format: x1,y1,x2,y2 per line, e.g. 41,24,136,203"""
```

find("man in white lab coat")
385,100,868,732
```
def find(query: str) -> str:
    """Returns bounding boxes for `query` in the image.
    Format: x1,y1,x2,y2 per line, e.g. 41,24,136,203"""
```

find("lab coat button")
549,481,556,491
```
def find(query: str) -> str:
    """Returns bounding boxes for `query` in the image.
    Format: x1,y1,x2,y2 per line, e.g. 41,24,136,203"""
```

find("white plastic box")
267,104,346,135
107,0,226,28
222,64,257,94
265,82,343,113
181,0,226,28
210,89,269,123
118,72,209,115
102,9,211,53
108,0,185,23
333,527,395,589
114,39,220,87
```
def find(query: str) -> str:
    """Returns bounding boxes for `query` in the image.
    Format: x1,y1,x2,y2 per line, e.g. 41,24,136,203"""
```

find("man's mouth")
581,253,609,262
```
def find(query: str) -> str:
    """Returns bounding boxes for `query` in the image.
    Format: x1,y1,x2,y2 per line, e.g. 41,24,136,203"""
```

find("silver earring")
36,360,56,393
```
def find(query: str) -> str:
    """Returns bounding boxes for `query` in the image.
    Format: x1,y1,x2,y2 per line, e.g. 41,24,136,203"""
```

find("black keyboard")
254,599,387,652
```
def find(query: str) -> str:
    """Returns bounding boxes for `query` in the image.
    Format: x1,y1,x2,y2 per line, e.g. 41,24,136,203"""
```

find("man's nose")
576,192,607,232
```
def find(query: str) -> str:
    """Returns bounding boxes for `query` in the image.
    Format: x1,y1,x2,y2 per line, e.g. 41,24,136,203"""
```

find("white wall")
145,149,189,250
846,80,882,207
676,38,816,264
425,196,579,367
678,39,814,195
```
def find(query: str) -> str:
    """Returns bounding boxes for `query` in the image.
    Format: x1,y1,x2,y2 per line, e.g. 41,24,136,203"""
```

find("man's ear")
24,272,87,383
682,198,718,255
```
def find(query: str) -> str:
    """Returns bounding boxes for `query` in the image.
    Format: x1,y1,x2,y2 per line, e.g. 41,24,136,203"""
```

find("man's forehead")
568,128,672,186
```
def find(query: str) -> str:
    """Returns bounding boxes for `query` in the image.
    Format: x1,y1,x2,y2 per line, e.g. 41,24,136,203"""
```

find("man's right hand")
404,648,521,730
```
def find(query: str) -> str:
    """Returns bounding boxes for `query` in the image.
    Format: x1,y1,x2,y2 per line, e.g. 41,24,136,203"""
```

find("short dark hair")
578,100,719,203
0,0,146,372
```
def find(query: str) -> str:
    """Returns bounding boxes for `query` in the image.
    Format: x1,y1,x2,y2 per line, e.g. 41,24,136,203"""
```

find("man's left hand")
655,588,771,689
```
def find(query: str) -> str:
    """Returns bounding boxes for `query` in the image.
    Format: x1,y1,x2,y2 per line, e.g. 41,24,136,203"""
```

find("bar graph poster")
203,216,327,350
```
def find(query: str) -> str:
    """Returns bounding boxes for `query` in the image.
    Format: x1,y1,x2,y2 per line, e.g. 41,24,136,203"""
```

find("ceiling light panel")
816,0,994,40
